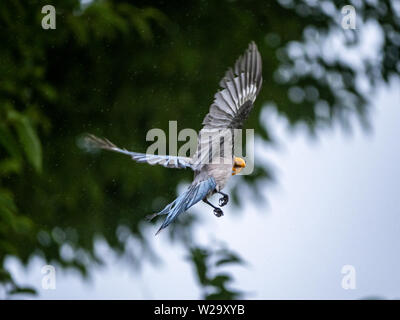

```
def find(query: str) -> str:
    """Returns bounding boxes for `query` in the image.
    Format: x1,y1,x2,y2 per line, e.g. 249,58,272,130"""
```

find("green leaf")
0,158,22,175
187,247,209,286
8,110,42,173
206,289,241,300
0,269,13,283
209,274,231,287
0,192,18,212
215,250,243,266
7,286,37,296
0,123,21,159
0,192,33,234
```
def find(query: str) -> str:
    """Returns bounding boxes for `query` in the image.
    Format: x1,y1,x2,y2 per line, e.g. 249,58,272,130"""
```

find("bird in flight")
85,42,263,234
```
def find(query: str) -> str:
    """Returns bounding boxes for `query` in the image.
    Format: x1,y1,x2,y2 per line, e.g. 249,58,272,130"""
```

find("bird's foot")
218,194,229,207
213,208,224,217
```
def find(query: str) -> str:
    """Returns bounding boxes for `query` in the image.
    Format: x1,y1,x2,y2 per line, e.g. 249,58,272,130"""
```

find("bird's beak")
232,157,246,175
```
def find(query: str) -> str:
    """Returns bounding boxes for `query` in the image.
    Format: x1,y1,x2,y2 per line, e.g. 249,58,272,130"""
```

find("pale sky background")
3,16,400,300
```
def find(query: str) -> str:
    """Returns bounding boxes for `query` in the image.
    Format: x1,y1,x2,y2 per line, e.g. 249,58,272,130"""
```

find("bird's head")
232,157,246,175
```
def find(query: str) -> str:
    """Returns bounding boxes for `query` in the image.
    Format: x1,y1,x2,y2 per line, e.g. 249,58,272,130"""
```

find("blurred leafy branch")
0,0,399,297
188,245,244,300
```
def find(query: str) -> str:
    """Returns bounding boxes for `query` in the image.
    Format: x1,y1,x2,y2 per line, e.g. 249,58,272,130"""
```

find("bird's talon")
218,195,229,207
213,208,224,217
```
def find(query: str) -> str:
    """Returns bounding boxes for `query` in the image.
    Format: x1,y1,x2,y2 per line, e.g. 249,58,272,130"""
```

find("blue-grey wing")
150,177,217,235
192,42,262,170
84,134,193,169
202,41,263,130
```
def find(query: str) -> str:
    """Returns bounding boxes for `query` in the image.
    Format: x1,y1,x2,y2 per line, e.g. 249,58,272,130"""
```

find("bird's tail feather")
153,177,217,235
83,134,132,156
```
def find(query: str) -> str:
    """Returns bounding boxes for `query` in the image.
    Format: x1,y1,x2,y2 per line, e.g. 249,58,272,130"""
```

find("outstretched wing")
192,42,263,170
147,176,217,235
84,134,193,169
202,41,263,130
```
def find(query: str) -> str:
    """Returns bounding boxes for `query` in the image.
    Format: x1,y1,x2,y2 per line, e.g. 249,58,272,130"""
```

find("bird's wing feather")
148,177,217,235
84,134,193,169
192,42,262,170
202,41,262,130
